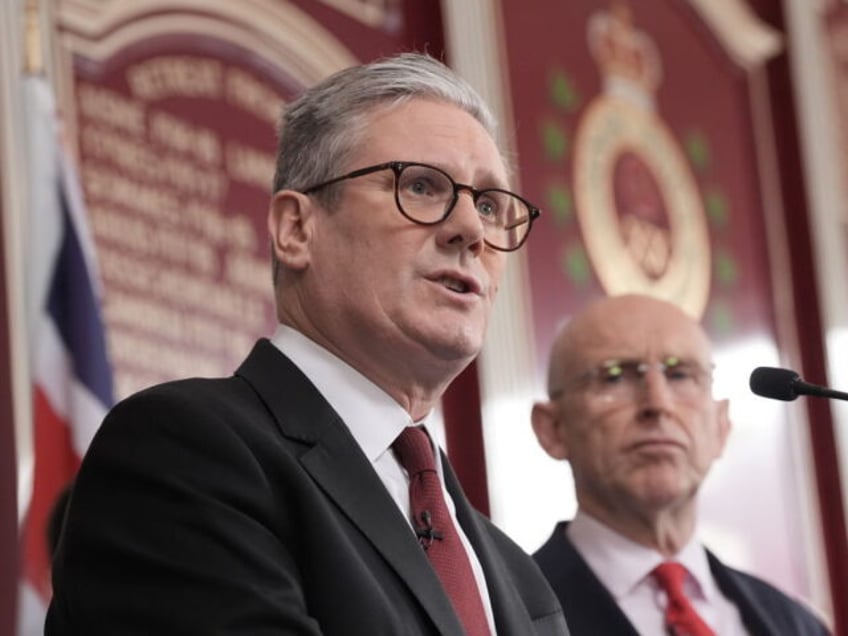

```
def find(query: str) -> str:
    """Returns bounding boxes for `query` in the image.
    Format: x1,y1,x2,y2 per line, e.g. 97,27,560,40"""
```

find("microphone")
414,510,443,550
749,366,848,401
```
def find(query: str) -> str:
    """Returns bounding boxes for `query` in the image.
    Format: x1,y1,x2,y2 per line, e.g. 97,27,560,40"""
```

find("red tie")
652,562,716,636
393,426,491,636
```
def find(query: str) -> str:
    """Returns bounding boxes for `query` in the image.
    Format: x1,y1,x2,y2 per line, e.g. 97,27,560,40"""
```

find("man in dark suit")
531,294,830,635
46,53,568,635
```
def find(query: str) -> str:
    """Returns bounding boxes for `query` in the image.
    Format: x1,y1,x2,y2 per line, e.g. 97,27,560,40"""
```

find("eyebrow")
429,161,509,190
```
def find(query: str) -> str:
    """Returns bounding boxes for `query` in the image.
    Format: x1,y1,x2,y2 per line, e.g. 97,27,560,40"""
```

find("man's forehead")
577,336,709,364
561,298,712,364
359,99,508,181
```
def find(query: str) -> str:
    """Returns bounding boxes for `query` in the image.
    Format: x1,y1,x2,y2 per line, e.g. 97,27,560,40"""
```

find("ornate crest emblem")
573,3,710,317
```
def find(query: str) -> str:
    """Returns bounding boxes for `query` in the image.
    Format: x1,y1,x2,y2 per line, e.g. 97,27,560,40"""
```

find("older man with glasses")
530,293,829,636
46,53,567,636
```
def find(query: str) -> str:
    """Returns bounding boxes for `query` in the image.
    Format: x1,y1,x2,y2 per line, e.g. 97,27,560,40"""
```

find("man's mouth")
439,275,470,294
629,438,683,452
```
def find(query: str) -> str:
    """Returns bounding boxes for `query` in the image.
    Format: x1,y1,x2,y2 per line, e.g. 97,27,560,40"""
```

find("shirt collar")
567,509,718,601
676,532,719,601
269,325,437,462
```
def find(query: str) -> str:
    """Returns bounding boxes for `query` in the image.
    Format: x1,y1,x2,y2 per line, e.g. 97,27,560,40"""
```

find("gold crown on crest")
587,3,662,108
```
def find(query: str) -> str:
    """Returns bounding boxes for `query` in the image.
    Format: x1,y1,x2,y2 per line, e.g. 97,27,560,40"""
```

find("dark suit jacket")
46,339,568,635
533,521,829,636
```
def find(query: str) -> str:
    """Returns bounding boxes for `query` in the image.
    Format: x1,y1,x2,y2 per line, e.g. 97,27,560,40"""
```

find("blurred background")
1,0,847,634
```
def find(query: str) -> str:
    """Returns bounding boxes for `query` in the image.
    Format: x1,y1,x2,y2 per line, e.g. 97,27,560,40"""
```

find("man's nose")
438,189,485,253
636,368,674,416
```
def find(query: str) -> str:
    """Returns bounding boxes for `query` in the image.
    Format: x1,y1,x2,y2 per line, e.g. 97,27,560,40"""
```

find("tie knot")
652,561,688,595
651,562,716,636
393,426,436,477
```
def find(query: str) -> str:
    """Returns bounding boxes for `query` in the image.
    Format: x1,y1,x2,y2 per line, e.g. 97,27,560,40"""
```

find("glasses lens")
395,163,534,251
592,361,638,397
396,164,454,223
660,359,708,398
476,190,532,251
588,358,709,403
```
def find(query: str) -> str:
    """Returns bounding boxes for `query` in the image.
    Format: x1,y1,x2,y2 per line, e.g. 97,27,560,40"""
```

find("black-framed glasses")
550,357,714,404
300,161,541,252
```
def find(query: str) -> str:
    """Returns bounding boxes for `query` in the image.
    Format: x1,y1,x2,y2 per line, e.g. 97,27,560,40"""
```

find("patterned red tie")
393,426,491,636
652,562,716,636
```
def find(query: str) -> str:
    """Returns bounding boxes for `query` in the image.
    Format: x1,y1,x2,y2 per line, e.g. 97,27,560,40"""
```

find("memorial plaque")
53,3,361,400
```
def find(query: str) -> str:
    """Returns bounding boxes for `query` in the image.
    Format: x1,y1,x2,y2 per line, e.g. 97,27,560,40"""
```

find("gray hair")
271,52,500,199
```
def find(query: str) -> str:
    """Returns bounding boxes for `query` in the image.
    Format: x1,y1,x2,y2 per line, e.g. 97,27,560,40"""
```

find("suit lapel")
442,455,534,635
236,340,464,635
299,429,465,635
534,522,638,635
707,550,777,636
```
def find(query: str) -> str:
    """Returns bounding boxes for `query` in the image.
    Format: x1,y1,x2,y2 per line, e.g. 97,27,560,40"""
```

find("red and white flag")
17,75,114,636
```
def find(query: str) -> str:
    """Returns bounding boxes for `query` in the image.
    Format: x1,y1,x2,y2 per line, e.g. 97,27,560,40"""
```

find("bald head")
546,294,713,396
534,294,728,551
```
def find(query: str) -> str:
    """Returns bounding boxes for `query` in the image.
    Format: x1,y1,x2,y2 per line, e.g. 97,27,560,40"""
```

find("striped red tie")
652,562,715,636
393,427,491,636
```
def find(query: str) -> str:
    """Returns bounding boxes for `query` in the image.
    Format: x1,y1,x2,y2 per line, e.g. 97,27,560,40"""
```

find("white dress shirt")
567,510,749,635
270,325,496,632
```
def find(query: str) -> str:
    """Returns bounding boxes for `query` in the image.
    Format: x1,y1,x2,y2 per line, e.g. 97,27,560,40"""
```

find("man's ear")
714,397,732,457
268,190,314,271
531,401,570,460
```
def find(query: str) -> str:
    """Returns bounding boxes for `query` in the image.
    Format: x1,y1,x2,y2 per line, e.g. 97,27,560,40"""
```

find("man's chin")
430,333,483,364
411,321,483,359
630,471,692,506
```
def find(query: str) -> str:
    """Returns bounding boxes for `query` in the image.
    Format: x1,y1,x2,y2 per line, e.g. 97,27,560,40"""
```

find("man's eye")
600,366,626,384
407,178,435,196
476,196,499,219
666,366,695,382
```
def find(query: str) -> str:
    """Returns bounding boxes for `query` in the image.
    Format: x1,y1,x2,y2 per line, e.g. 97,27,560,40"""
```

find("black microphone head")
749,366,801,401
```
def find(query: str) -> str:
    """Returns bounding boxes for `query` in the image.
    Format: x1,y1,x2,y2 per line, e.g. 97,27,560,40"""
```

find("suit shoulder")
479,515,528,561
106,338,285,421
532,522,575,576
117,374,254,409
89,373,280,466
107,374,265,425
715,558,831,634
477,516,567,622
